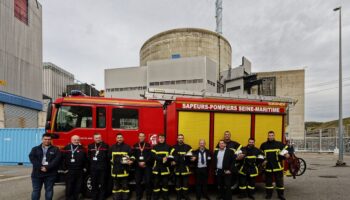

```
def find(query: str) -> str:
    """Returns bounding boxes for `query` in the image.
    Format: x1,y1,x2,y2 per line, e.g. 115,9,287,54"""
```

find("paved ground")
0,153,349,200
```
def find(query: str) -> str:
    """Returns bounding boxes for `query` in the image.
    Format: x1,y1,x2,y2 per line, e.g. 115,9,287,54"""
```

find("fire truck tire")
83,175,93,198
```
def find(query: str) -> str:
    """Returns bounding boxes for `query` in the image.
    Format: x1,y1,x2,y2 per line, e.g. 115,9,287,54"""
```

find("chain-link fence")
291,127,350,153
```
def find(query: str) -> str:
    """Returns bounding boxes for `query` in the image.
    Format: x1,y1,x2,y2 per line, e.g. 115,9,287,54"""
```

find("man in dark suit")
214,140,236,200
29,133,62,200
192,139,211,200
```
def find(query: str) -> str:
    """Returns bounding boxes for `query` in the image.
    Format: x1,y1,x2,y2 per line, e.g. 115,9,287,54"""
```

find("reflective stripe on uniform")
265,186,274,189
248,186,255,190
162,188,168,192
175,187,181,191
266,168,283,172
161,167,170,175
239,186,247,190
182,187,189,191
112,189,122,193
276,187,285,190
153,188,160,192
246,155,257,159
155,151,169,156
121,189,130,193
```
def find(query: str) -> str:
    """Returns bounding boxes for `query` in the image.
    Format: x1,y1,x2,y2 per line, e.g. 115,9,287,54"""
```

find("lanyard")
138,142,146,155
70,144,79,158
42,146,49,158
94,143,101,157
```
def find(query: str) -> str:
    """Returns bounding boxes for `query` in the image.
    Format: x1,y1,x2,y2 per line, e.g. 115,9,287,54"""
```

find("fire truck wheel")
83,175,93,198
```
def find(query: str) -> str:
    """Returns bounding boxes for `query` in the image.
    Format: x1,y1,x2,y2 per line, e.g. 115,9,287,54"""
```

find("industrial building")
43,62,75,101
0,0,42,128
251,69,305,139
66,83,100,97
105,56,217,98
105,28,305,139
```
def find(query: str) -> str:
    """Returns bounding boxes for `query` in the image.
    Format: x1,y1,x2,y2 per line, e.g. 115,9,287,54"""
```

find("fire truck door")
213,113,251,148
254,114,283,148
178,111,210,149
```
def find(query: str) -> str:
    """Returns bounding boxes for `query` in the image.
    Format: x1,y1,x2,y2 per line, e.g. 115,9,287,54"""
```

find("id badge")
139,156,144,161
43,161,49,166
93,157,98,161
207,156,211,160
71,159,75,163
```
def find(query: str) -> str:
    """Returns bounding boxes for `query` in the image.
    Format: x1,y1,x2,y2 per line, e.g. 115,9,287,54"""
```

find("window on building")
112,108,139,129
55,106,93,132
227,86,241,92
259,77,276,96
14,0,28,24
96,107,106,128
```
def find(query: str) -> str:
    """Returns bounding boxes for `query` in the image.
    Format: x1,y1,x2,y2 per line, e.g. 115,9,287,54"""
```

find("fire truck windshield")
55,105,93,132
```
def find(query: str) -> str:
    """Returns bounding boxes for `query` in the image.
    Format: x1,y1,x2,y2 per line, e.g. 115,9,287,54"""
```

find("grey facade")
105,57,217,99
0,0,42,128
251,69,305,139
0,0,42,102
43,62,74,101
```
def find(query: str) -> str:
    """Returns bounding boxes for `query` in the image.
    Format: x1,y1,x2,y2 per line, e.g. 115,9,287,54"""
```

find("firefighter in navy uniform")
87,133,109,200
237,138,264,200
216,131,242,154
133,132,153,200
109,133,135,200
172,134,193,200
62,135,87,200
151,135,174,200
260,131,290,200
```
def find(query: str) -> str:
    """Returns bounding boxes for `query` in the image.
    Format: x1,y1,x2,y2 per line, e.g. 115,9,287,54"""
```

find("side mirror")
51,133,59,139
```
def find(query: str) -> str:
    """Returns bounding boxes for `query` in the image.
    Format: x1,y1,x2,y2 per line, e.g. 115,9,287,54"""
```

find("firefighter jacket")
173,143,193,175
87,142,109,170
62,144,87,171
132,142,153,166
109,142,135,178
239,146,264,177
216,140,242,154
260,140,288,172
151,142,174,176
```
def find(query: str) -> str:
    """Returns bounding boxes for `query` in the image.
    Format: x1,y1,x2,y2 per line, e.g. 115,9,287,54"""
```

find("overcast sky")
41,0,349,122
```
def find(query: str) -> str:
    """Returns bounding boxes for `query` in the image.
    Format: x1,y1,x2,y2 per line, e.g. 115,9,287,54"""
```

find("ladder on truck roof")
142,88,297,108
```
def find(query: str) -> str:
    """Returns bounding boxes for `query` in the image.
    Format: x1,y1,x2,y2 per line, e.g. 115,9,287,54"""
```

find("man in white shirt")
214,140,236,200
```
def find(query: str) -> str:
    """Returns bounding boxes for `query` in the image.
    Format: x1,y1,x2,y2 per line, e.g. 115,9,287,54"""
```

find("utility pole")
333,6,346,166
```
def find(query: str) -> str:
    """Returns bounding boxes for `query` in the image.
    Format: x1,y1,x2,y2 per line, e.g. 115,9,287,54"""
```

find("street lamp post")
333,6,346,166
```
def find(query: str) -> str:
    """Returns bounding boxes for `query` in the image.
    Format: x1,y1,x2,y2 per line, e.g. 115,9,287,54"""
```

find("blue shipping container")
0,128,44,164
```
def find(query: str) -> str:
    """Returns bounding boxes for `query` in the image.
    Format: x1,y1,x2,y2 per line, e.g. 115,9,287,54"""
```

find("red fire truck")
45,90,294,196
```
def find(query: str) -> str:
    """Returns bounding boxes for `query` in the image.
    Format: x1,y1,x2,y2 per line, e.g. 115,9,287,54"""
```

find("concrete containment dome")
140,28,232,74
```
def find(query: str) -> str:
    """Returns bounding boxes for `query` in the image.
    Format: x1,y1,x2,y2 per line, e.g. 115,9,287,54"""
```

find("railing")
291,129,350,153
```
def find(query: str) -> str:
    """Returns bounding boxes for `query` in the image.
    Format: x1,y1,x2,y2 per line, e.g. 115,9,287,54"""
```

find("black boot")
277,190,286,200
248,189,255,200
177,192,182,200
152,192,160,200
265,189,273,199
238,190,247,198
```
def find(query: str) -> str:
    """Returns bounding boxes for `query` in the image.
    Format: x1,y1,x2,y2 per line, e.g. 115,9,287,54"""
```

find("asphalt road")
1,153,349,200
